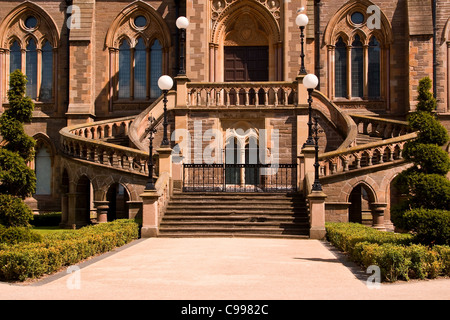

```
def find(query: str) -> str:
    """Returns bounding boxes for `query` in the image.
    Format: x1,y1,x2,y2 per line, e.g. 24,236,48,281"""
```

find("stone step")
158,192,309,238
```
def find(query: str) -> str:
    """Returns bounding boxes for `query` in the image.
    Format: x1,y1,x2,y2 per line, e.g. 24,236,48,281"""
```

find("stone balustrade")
318,132,417,177
186,82,297,107
60,117,152,177
69,116,135,141
350,114,410,139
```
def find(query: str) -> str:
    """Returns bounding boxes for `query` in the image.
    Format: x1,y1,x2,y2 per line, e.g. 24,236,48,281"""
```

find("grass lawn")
32,226,75,235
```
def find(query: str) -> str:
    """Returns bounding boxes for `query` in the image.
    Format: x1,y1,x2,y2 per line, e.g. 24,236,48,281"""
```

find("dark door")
224,46,269,82
224,46,269,105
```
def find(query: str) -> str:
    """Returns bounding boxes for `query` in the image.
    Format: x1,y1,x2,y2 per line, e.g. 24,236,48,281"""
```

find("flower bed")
0,219,139,282
326,223,450,282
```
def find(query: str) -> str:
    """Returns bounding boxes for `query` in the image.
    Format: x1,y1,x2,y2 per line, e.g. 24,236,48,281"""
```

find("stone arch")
211,0,281,45
323,0,392,47
347,180,377,225
106,182,131,221
210,0,282,81
75,175,93,227
33,133,56,196
105,1,171,49
0,1,60,49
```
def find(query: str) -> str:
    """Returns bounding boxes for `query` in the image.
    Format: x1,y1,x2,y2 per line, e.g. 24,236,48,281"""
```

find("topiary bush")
393,77,450,244
0,70,36,232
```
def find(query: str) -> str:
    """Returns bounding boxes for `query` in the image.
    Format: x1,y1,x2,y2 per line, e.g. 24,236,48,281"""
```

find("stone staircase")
158,192,310,238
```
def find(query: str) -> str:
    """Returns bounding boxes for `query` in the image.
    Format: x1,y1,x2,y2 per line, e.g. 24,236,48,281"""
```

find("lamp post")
303,73,319,147
295,12,309,75
158,75,174,147
176,16,189,76
145,115,157,191
312,115,323,192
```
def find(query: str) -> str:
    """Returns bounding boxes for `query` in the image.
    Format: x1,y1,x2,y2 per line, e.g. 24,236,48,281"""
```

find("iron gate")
182,163,297,193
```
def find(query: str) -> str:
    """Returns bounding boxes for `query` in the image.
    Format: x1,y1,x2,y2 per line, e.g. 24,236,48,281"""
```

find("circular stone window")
24,16,38,29
350,12,365,25
134,15,148,28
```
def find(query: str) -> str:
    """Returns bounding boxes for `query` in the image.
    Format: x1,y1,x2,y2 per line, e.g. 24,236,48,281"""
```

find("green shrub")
0,149,36,199
403,142,450,175
0,194,34,227
325,223,450,282
408,111,449,146
30,212,62,227
0,225,42,245
416,77,437,113
401,208,450,245
0,220,139,282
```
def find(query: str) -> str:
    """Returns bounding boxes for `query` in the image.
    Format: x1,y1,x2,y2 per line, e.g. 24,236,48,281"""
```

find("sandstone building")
0,0,449,238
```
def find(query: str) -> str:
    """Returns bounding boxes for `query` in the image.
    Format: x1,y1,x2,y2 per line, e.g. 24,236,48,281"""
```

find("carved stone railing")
186,82,297,108
350,114,411,139
69,116,135,141
60,117,151,177
318,132,417,177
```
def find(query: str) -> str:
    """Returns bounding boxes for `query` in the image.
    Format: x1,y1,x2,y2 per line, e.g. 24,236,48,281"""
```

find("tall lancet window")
351,35,363,98
41,41,53,100
10,40,22,73
150,40,162,98
134,37,147,99
335,37,347,98
368,36,381,99
26,38,38,99
118,40,131,99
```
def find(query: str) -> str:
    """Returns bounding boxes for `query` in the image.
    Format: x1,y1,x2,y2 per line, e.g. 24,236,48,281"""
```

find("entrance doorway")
224,46,269,82
224,46,268,105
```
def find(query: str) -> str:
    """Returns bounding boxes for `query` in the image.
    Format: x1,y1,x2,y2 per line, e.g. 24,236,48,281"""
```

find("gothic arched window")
118,40,131,99
335,37,347,98
150,40,163,98
26,38,38,99
134,37,147,99
9,40,22,73
40,41,53,101
351,35,364,98
368,36,381,99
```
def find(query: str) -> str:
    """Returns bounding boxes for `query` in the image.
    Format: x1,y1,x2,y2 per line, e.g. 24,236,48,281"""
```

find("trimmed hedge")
0,226,42,245
30,212,62,227
0,219,139,282
326,223,450,282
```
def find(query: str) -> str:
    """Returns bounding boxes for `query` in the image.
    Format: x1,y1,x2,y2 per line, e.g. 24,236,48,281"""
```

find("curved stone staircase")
59,80,417,237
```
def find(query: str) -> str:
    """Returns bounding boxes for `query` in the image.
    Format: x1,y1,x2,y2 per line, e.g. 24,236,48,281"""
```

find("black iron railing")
183,163,297,193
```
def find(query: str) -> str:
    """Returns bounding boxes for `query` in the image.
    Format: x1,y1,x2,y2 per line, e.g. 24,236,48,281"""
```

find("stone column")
301,145,316,194
140,190,160,237
175,75,190,108
296,74,309,105
127,201,143,220
308,190,327,240
94,201,109,224
370,202,387,231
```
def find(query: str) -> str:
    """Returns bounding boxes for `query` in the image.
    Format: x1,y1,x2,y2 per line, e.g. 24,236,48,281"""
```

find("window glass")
335,37,347,98
26,38,38,99
150,40,163,98
134,38,147,99
41,41,53,100
351,35,364,98
368,37,381,99
351,12,365,25
10,41,22,74
35,146,52,195
118,40,131,99
25,16,38,29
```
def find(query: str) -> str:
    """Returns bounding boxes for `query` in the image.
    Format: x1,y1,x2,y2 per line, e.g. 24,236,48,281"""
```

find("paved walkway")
0,238,449,300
